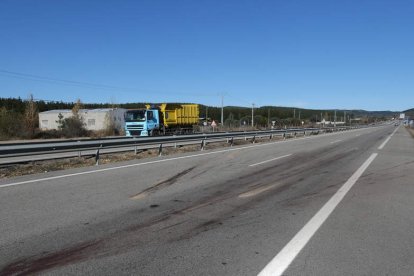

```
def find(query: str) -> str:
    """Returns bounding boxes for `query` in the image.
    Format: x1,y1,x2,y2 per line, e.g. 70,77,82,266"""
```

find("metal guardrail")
0,127,354,166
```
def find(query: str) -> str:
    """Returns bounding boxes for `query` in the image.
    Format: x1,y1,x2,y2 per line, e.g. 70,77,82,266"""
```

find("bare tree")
72,98,83,118
24,94,38,138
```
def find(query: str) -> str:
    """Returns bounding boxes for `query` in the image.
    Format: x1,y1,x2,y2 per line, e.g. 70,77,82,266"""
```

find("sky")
0,0,413,111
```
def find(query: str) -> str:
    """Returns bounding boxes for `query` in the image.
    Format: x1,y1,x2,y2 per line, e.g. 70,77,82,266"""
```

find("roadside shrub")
32,129,63,139
60,116,89,138
0,107,23,140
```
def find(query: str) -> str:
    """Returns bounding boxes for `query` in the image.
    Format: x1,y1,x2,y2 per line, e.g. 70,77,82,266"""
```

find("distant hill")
348,110,398,118
403,108,414,118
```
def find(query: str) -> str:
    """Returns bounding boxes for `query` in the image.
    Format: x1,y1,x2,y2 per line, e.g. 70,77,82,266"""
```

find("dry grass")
0,135,286,179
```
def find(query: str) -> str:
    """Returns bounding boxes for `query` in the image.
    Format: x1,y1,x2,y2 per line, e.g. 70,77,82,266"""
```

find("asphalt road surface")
1,124,413,275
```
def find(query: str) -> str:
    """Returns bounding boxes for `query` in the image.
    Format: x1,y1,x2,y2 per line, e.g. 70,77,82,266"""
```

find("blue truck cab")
124,108,162,136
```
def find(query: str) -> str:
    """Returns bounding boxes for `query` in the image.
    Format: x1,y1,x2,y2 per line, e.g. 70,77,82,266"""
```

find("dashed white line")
330,139,343,144
378,126,399,150
0,136,329,188
249,154,292,167
258,153,378,276
0,126,378,189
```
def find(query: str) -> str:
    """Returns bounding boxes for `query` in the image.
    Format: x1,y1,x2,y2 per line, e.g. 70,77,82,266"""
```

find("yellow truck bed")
149,104,199,128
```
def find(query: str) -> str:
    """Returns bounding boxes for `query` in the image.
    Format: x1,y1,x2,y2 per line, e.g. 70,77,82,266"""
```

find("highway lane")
0,124,409,275
284,125,414,276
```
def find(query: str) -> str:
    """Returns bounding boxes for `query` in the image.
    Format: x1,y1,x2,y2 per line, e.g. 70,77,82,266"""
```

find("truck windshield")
125,110,146,122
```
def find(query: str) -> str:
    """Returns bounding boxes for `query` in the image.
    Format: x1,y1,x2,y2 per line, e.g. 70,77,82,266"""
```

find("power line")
226,93,264,107
0,69,123,90
0,69,216,98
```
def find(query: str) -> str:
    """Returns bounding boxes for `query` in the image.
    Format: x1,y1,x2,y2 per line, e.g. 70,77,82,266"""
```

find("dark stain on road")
1,142,367,275
130,166,196,198
0,240,102,276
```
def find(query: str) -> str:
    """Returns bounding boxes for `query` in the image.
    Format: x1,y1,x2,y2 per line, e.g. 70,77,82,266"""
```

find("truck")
124,103,199,136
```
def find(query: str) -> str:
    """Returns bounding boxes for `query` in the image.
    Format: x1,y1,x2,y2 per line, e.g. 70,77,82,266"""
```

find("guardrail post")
78,151,81,158
134,146,138,155
252,136,256,144
201,139,205,151
158,144,163,156
230,137,234,147
269,133,273,140
95,149,100,166
303,131,306,136
283,132,286,140
294,132,297,138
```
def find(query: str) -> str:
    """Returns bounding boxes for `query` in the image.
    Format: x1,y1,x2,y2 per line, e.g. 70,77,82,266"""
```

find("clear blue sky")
0,0,413,111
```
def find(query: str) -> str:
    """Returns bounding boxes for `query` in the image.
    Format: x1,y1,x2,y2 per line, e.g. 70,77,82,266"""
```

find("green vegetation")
0,97,89,140
55,99,89,138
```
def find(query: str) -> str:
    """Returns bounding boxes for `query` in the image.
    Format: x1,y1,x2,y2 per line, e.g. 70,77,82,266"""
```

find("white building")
39,108,126,131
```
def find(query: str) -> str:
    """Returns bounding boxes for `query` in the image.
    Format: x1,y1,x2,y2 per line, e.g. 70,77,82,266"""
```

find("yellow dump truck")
125,103,199,136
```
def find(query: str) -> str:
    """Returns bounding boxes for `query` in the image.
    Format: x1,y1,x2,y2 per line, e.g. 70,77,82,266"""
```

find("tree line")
0,96,389,140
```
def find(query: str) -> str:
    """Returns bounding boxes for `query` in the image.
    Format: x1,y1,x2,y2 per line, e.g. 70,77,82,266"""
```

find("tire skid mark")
1,142,368,275
0,241,102,276
130,166,196,199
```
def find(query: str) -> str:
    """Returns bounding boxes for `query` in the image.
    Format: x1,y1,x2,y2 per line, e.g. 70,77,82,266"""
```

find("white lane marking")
249,154,292,167
239,184,278,198
330,139,343,144
378,127,399,150
0,127,379,189
258,153,378,276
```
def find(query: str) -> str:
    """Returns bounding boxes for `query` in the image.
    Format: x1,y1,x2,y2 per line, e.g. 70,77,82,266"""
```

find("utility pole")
334,110,337,127
220,95,224,126
252,103,255,127
321,112,323,128
206,106,208,124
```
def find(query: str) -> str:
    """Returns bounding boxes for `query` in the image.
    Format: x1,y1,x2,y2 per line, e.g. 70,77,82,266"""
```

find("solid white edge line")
378,126,398,150
258,152,378,276
0,140,301,188
0,127,377,189
249,154,292,167
330,139,343,144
